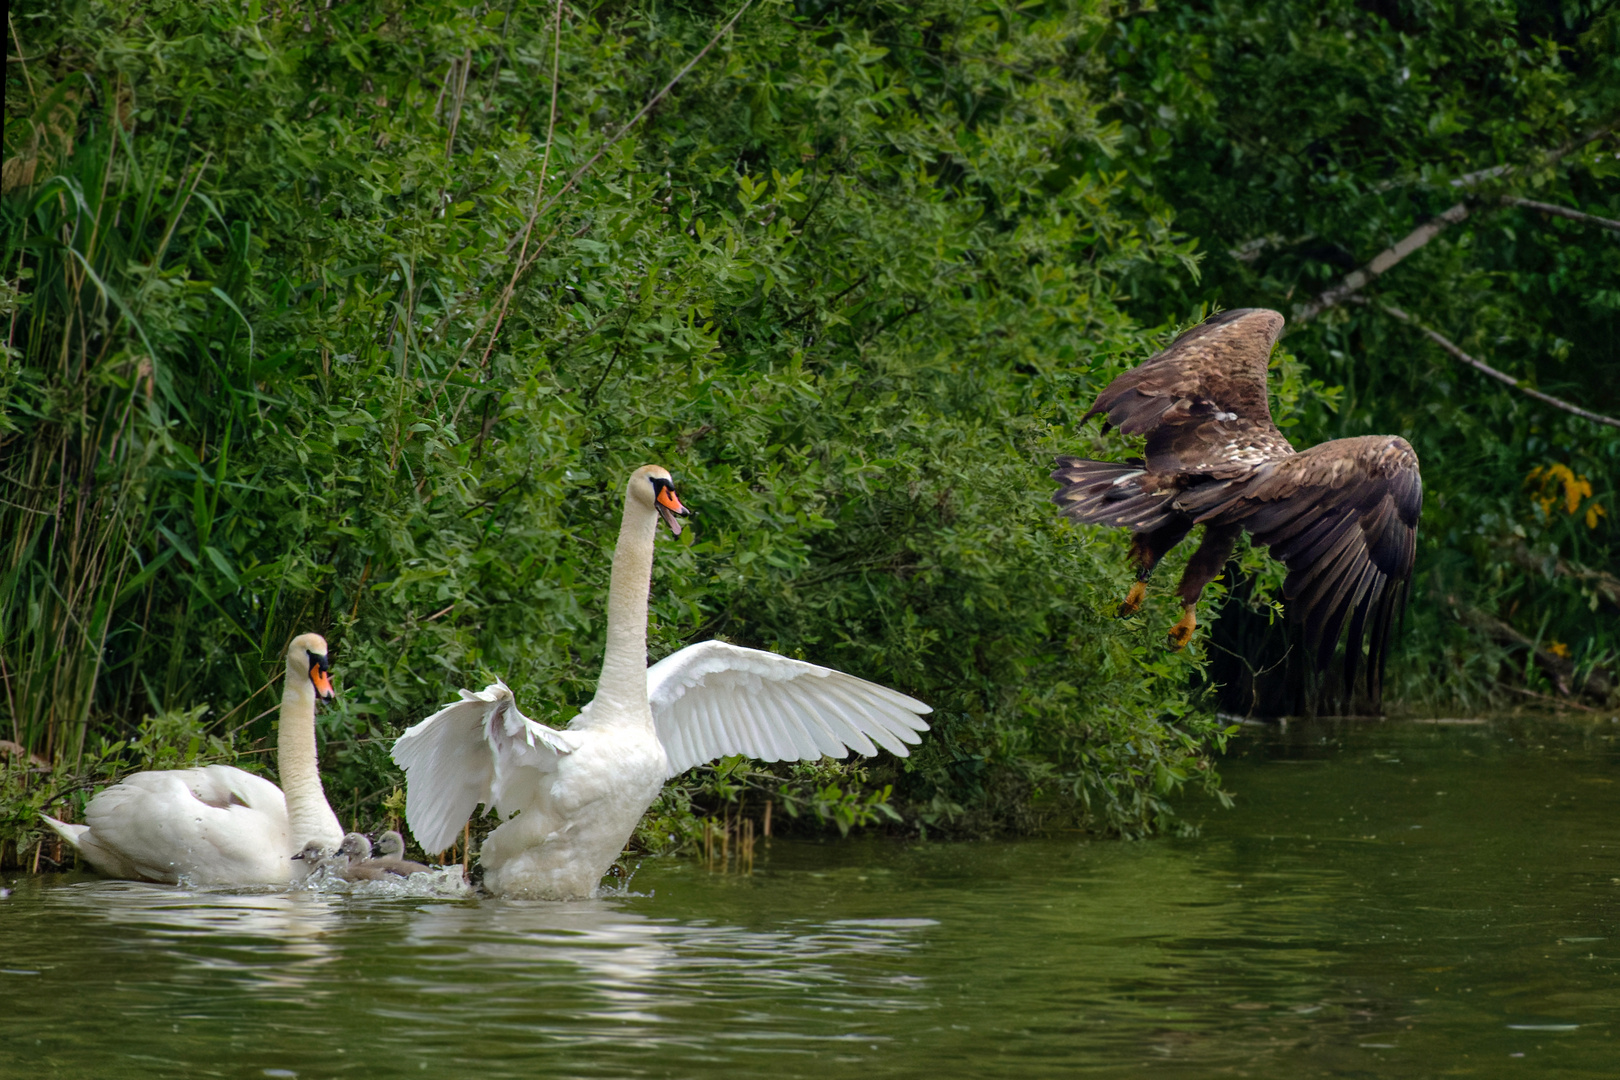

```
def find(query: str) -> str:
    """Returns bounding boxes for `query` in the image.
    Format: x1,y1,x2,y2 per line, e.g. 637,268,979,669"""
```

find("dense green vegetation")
3,0,1615,870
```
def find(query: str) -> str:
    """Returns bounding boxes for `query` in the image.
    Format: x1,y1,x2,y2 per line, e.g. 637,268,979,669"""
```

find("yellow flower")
1568,475,1593,516
1525,462,1604,526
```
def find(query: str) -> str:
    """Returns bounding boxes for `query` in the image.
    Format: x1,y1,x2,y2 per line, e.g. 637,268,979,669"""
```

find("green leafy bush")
2,0,1237,866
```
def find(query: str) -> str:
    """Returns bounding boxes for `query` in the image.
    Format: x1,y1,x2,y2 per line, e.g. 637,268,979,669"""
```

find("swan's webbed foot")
1166,606,1196,650
1116,580,1147,618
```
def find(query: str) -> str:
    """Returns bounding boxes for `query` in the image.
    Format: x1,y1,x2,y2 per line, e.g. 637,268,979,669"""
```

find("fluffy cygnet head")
336,832,372,861
286,632,335,702
627,465,688,536
376,830,408,859
292,841,330,866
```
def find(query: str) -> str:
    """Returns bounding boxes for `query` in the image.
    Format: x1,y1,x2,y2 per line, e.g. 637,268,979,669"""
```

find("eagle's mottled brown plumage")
1051,308,1422,698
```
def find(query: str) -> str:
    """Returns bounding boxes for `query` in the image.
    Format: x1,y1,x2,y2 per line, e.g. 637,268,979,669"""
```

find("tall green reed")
1,80,268,768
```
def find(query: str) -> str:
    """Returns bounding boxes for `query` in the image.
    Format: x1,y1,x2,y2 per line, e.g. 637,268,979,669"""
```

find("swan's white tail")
40,814,90,850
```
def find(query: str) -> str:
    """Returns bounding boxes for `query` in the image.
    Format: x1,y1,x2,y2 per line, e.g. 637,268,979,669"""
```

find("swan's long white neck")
278,667,343,849
593,486,658,720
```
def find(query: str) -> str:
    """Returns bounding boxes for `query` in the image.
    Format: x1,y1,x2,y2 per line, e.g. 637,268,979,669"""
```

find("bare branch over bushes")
1503,543,1620,612
1288,119,1619,325
1500,196,1620,234
1290,203,1471,324
1446,597,1614,703
1369,301,1620,431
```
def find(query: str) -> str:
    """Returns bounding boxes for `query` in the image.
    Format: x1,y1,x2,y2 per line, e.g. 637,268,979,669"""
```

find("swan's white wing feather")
485,687,579,819
183,763,288,816
392,696,494,855
68,765,292,884
823,682,909,757
752,691,791,760
392,681,577,855
784,694,847,758
765,694,813,760
797,682,879,757
647,640,931,778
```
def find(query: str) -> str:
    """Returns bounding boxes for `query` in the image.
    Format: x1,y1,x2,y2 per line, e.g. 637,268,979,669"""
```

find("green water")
2,718,1617,1078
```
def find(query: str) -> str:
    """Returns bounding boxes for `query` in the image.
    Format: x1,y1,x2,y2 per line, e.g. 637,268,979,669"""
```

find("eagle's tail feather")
1050,456,1179,532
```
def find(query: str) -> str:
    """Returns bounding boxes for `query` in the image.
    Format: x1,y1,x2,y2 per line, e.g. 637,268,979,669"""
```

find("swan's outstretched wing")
647,641,932,778
392,681,576,855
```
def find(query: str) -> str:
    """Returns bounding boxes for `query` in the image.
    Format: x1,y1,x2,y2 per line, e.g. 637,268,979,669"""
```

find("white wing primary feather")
392,680,573,855
772,690,826,760
823,682,908,757
648,640,931,778
800,682,880,757
748,689,791,761
764,693,813,760
785,694,848,759
832,674,930,747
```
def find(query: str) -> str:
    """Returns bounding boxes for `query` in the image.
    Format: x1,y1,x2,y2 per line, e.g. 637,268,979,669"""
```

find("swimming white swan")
392,465,932,900
41,634,345,885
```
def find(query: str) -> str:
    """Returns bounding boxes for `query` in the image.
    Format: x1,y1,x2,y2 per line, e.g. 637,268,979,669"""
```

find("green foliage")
2,0,1236,864
634,755,902,852
1097,0,1620,710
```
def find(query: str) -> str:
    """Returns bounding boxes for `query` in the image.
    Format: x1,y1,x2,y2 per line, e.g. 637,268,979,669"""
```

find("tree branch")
1290,202,1471,324
1368,300,1620,430
1500,195,1620,234
1446,595,1613,702
1288,118,1619,326
1502,542,1620,612
1227,232,1312,264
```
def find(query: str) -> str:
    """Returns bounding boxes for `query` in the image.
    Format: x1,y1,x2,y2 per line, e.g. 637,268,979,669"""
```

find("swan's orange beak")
309,656,335,701
654,481,688,537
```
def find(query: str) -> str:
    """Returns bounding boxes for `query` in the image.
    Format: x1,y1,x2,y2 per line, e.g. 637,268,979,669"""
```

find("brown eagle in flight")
1051,308,1421,694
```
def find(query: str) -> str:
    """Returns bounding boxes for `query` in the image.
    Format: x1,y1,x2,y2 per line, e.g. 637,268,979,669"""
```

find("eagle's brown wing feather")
1056,309,1293,530
1177,435,1422,691
1146,416,1296,480
1084,308,1286,434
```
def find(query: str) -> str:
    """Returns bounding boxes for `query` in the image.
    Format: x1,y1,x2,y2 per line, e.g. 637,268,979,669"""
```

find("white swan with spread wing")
392,465,932,900
42,634,345,885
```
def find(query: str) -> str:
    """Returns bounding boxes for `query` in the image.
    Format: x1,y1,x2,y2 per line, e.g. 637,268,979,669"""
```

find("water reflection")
45,881,345,995
382,896,940,1056
3,718,1617,1079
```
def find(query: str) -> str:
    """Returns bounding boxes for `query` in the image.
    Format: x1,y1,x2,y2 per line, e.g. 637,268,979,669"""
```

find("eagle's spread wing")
1084,308,1286,435
1053,308,1293,531
1177,435,1422,691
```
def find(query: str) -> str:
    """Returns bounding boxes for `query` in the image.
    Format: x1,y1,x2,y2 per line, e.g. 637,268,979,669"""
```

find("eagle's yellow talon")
1116,580,1147,617
1166,607,1196,650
